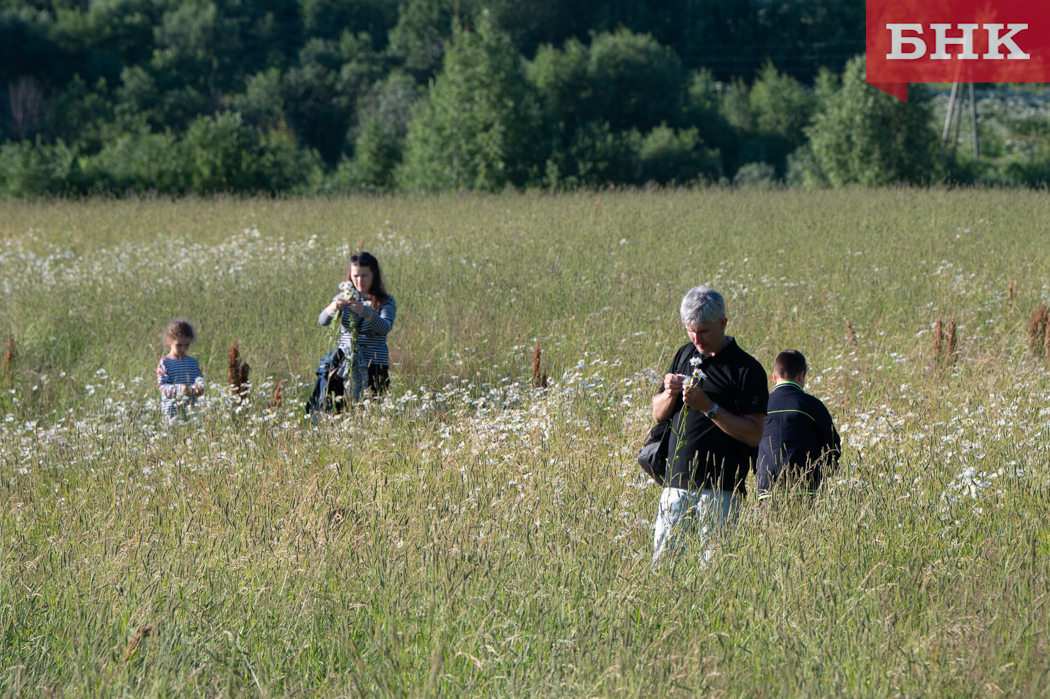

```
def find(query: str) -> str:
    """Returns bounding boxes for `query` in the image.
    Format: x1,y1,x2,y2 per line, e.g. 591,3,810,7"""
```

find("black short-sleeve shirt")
662,337,768,494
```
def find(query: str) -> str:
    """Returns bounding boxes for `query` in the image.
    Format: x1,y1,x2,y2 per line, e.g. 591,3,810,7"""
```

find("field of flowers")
2,190,1050,696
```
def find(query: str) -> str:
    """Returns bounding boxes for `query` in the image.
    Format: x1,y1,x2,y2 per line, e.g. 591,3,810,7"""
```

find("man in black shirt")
756,349,841,500
651,286,768,563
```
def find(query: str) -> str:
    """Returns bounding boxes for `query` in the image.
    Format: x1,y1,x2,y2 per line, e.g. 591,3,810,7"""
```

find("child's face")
169,336,192,358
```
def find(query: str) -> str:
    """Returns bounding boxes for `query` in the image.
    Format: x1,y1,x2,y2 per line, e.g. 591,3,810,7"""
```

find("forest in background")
2,0,1049,196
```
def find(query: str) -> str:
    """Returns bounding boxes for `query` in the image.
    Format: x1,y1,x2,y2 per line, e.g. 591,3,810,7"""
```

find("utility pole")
969,82,979,162
942,81,960,148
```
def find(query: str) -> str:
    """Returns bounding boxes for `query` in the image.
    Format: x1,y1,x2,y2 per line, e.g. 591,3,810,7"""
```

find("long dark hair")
347,251,389,306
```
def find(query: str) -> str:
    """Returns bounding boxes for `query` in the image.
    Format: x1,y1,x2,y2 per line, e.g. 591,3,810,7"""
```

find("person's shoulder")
802,391,834,419
726,339,766,373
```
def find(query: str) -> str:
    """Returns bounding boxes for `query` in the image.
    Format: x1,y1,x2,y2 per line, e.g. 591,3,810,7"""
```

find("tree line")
0,0,1039,196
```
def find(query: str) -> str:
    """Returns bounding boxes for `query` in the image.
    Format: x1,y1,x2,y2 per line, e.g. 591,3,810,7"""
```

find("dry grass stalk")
228,343,241,388
228,343,250,399
846,319,858,350
532,339,548,389
1045,316,1050,359
932,314,943,356
267,380,283,409
1008,279,1016,306
122,624,153,663
593,196,600,213
1028,305,1048,354
238,362,251,397
946,314,957,358
3,334,13,374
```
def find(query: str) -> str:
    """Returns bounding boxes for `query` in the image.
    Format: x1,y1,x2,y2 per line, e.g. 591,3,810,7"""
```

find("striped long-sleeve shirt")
157,356,203,419
319,294,396,367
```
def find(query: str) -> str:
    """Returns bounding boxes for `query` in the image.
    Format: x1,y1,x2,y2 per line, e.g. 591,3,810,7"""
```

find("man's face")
686,317,727,356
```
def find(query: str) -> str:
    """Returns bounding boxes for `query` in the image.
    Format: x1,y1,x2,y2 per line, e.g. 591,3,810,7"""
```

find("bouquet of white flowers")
335,281,367,401
338,280,362,302
684,356,706,390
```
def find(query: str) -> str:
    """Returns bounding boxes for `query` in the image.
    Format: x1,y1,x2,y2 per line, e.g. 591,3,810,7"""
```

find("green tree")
717,61,813,177
802,56,938,187
301,0,397,46
281,32,381,163
0,138,78,197
398,14,542,191
528,29,683,136
638,124,721,184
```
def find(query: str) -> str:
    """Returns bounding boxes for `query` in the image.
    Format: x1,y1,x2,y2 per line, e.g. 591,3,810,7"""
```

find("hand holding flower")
683,383,715,413
664,373,686,396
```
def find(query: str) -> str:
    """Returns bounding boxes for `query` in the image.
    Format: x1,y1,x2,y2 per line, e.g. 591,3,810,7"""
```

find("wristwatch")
705,403,720,420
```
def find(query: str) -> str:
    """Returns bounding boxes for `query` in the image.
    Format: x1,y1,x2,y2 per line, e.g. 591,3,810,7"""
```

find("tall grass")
2,190,1050,696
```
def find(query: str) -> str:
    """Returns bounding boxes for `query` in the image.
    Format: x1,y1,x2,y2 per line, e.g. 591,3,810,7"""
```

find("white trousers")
652,487,738,564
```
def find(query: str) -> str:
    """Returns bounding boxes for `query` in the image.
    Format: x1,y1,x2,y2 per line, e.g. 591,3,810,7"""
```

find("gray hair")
679,286,726,327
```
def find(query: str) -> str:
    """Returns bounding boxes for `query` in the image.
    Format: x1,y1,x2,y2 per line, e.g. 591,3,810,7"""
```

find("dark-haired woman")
318,251,396,400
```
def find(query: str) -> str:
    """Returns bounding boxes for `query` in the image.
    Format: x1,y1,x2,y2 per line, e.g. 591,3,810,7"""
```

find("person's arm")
808,397,840,464
319,295,349,327
652,374,684,423
360,298,396,336
684,384,765,447
682,365,767,448
157,359,178,397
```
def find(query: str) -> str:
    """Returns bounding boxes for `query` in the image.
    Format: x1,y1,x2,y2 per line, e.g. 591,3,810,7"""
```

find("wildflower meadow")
2,190,1050,696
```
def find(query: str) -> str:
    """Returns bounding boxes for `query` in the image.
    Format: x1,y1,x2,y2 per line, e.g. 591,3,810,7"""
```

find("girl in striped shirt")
157,319,205,420
319,251,396,401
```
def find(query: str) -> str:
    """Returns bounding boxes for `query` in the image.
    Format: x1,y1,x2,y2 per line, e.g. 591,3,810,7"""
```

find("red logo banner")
867,0,1050,101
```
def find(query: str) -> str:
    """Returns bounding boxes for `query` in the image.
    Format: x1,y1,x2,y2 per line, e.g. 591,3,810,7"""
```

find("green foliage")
77,113,322,194
1,0,1048,194
802,56,940,187
0,8,60,85
544,121,639,189
81,126,186,192
281,33,382,163
326,115,401,192
385,0,464,80
718,61,814,176
638,124,721,184
399,15,541,191
229,67,285,131
528,30,682,136
0,137,78,196
733,160,776,188
301,0,398,44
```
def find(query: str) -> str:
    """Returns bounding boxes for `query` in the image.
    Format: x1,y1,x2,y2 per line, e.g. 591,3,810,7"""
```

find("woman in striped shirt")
157,319,204,420
319,251,396,400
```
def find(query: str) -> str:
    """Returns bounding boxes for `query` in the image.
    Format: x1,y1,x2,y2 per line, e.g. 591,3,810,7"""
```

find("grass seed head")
1028,305,1048,353
933,314,943,356
532,339,548,389
947,314,957,358
2,334,13,374
238,362,250,398
267,379,283,409
228,343,241,388
846,318,858,350
1045,316,1050,359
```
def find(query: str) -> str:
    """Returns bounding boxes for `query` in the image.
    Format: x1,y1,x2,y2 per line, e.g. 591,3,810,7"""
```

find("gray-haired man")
651,286,768,562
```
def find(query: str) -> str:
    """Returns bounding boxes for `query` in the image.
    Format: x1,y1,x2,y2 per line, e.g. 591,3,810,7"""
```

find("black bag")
305,347,347,417
637,420,671,486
